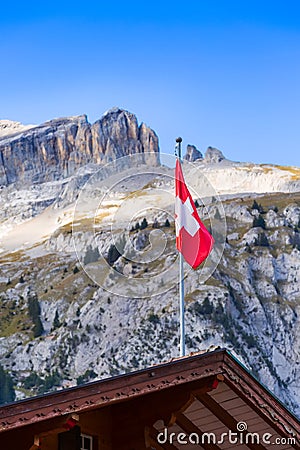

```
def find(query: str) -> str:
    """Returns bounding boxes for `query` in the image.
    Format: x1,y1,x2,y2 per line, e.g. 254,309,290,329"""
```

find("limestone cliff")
0,110,299,418
0,108,159,186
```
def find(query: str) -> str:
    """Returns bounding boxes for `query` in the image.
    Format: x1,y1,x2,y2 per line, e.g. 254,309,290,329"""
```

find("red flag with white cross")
175,159,214,269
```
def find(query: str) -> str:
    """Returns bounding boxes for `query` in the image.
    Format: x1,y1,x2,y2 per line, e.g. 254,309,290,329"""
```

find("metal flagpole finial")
175,137,183,160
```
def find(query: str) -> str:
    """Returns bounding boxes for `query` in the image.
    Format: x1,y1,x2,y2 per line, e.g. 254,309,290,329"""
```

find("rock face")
0,109,300,416
204,146,226,163
0,108,160,186
0,191,300,416
184,144,203,162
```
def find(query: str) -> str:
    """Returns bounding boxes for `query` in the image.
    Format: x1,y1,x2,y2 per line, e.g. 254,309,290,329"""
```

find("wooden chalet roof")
0,349,299,450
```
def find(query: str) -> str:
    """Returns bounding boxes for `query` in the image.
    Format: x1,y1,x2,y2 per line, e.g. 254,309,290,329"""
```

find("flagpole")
175,137,186,357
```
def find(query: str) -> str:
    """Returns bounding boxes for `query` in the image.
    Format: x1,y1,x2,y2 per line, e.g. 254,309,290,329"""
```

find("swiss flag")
175,159,214,269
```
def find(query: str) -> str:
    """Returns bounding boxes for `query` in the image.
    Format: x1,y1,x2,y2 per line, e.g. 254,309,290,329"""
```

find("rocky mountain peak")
0,109,160,186
204,146,226,163
184,144,203,162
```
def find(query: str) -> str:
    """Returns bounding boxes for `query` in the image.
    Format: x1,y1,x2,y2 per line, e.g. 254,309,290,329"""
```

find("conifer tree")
140,218,148,230
52,310,60,330
253,214,266,229
28,295,44,338
107,244,121,265
0,364,15,405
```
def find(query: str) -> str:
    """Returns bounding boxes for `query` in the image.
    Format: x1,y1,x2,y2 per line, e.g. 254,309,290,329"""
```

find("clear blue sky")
1,1,299,166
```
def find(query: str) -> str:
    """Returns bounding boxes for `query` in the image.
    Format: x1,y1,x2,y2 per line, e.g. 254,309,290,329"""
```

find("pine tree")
140,218,148,230
73,265,80,274
0,364,15,405
107,244,121,265
76,369,97,386
251,200,264,213
214,208,222,220
23,372,42,389
201,297,213,315
28,295,44,338
164,218,170,227
256,232,269,247
253,214,266,229
52,310,60,330
83,245,100,265
33,318,43,338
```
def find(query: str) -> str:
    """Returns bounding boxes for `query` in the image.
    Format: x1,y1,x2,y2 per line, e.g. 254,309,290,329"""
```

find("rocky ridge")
184,144,203,162
183,145,226,163
0,108,299,419
0,108,159,186
0,184,299,416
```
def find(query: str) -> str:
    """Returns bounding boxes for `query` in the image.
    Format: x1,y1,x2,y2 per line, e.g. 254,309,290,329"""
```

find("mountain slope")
0,188,299,415
0,108,299,418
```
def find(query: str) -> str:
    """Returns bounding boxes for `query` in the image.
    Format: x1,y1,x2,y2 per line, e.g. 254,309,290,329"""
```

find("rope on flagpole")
175,137,186,357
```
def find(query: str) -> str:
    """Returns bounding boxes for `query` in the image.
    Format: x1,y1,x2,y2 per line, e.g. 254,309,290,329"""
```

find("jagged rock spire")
184,144,203,162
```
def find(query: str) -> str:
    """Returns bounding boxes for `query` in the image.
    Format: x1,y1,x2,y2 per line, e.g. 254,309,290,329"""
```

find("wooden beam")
25,413,81,443
145,377,223,450
195,393,267,450
165,375,221,426
112,375,215,431
223,354,300,445
112,379,215,448
0,350,225,434
175,412,222,450
166,393,195,427
224,377,300,448
143,376,224,449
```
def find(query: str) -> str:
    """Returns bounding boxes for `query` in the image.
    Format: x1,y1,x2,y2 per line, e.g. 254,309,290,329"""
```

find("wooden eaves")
0,349,299,449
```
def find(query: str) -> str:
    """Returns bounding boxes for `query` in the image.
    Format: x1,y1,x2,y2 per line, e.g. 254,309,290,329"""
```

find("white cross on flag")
175,159,214,269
